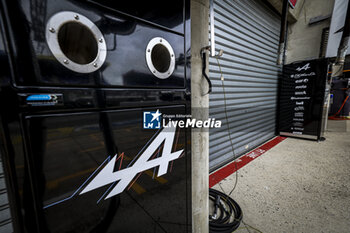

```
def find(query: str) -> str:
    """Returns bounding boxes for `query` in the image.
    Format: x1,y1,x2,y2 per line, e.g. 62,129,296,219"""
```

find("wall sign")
279,59,328,140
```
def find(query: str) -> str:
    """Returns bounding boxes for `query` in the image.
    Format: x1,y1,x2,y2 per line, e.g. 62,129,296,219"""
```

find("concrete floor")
214,120,350,233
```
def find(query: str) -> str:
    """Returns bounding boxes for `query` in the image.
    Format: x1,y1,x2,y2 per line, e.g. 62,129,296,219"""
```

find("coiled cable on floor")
209,188,243,233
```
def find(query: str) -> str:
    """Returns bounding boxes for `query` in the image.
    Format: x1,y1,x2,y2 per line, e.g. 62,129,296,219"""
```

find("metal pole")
210,0,215,56
191,0,210,232
277,0,289,65
335,2,350,65
332,2,350,77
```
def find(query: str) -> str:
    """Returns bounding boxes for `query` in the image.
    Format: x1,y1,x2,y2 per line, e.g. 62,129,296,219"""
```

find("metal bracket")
210,0,215,56
209,0,223,58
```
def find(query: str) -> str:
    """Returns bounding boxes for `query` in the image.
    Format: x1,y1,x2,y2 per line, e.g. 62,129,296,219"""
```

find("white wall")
285,0,335,63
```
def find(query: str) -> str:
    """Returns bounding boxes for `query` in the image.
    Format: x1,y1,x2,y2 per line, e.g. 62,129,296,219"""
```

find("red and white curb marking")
209,136,287,188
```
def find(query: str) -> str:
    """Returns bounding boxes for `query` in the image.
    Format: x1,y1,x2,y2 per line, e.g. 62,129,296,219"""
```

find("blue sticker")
26,94,52,101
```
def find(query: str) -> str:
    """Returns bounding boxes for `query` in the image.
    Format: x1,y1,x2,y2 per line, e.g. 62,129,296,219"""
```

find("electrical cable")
330,95,349,117
215,57,238,195
328,95,350,120
208,56,243,233
241,220,263,233
211,56,264,233
209,188,243,233
234,222,263,233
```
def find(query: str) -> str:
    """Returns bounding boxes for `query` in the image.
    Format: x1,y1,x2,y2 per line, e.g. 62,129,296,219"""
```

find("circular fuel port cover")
146,37,175,79
46,11,107,73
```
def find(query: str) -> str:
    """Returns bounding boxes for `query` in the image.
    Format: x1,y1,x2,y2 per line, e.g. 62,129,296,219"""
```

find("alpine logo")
79,122,183,200
296,62,310,72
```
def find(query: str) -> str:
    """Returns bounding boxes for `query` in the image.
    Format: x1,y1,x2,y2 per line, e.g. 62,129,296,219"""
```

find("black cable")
201,46,212,95
209,188,242,233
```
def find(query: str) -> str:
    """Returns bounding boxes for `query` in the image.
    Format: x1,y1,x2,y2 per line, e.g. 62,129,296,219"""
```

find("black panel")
0,8,24,233
4,0,187,88
0,0,191,232
24,107,189,233
88,0,185,33
279,59,328,139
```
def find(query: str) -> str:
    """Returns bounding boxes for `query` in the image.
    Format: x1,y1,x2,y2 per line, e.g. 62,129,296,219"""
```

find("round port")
146,37,175,79
46,11,107,73
57,22,98,65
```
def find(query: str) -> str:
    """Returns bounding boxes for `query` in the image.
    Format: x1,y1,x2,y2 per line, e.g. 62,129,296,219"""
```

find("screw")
153,70,156,73
147,49,150,52
49,27,55,33
171,54,174,57
63,59,69,64
93,63,98,67
99,38,103,43
74,15,79,20
160,39,162,42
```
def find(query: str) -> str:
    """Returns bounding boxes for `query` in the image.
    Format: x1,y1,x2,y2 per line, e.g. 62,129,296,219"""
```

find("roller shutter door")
209,0,281,171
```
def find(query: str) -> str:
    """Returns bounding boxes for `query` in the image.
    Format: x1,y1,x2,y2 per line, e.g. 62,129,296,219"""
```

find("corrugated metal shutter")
0,155,14,233
209,0,281,171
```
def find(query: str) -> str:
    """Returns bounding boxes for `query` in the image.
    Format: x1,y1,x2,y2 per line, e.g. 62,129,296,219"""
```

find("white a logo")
296,62,310,71
80,123,183,200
